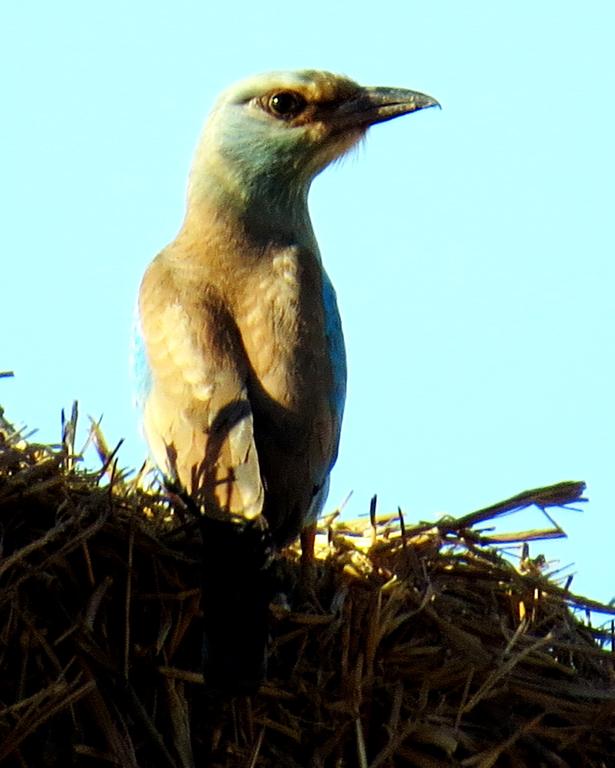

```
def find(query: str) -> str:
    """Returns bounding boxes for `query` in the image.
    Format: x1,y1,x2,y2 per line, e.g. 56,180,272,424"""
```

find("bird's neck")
185,149,317,251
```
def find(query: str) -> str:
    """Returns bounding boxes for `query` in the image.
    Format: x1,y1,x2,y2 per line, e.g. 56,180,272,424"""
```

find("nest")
0,404,614,767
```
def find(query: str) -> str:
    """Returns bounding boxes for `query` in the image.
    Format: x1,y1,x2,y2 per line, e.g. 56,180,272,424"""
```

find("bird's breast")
235,246,331,415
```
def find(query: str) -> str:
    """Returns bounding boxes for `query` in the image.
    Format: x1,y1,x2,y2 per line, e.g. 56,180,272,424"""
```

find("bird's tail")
199,514,275,696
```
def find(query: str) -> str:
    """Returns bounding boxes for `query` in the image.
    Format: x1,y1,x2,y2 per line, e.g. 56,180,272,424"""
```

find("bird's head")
188,70,438,222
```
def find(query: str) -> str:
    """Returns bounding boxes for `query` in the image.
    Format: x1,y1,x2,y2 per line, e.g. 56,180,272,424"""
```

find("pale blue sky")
2,2,614,606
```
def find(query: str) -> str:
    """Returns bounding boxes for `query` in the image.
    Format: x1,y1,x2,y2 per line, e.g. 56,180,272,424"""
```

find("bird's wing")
303,268,347,524
321,267,347,468
137,256,264,519
130,301,153,413
244,263,346,542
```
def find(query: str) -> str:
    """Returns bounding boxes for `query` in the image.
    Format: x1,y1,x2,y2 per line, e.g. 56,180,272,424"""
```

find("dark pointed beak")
333,86,440,129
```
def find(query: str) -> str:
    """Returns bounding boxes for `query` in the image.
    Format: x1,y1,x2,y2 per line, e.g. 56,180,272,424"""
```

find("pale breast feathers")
137,257,264,519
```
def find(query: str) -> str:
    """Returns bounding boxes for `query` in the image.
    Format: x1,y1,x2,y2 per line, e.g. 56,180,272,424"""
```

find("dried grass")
0,405,614,767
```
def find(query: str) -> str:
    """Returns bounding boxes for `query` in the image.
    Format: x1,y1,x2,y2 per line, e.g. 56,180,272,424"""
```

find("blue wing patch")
129,304,153,413
321,268,347,466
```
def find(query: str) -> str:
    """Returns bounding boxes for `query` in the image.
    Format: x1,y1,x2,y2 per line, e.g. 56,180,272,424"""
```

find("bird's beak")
332,86,440,130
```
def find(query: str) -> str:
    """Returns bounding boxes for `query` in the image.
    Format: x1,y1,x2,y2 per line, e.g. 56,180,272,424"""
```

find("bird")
134,70,438,692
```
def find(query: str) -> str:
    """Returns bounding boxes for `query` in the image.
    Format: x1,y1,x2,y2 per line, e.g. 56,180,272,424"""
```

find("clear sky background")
2,2,613,607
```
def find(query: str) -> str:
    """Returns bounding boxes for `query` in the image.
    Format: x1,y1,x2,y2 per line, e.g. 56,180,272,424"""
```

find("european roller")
135,70,438,692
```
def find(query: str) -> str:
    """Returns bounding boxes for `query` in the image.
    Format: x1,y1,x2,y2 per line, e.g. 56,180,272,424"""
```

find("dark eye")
267,91,306,119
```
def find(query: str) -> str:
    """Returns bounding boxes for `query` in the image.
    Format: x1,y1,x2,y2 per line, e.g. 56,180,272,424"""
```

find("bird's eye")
266,91,306,119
